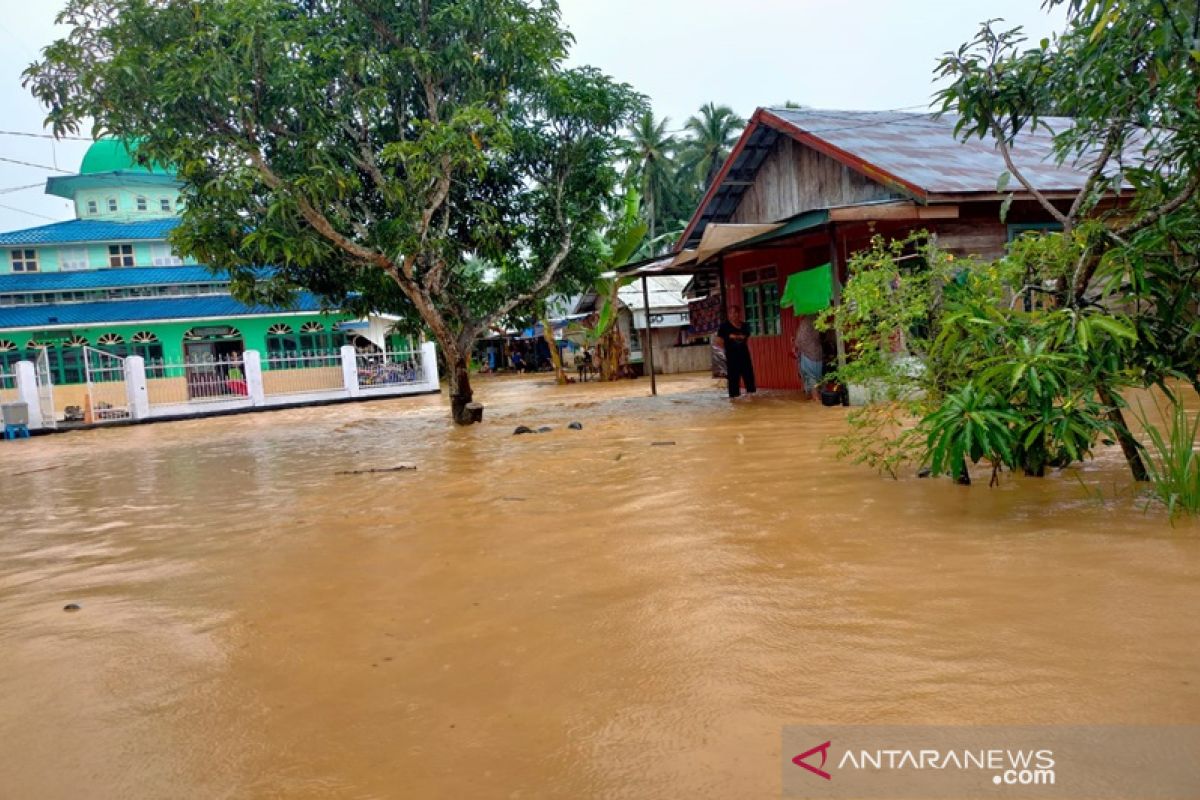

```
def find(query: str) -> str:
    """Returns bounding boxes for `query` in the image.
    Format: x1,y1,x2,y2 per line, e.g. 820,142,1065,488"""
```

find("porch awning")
692,223,783,264
780,263,833,315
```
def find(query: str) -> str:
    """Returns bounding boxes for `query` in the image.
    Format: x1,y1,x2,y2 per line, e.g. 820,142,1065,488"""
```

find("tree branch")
1115,174,1200,239
989,120,1071,228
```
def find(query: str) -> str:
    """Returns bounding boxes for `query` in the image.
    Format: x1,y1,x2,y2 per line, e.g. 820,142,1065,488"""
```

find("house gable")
730,134,903,225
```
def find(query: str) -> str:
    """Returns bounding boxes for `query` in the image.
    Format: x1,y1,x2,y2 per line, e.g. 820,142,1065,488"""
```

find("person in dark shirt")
717,305,756,398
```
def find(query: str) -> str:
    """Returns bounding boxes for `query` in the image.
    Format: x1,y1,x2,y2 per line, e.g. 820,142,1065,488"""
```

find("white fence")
356,350,426,390
2,342,439,430
84,346,131,422
0,367,16,405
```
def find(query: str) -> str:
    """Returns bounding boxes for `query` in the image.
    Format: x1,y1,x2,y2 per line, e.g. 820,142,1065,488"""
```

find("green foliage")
824,228,1143,482
677,103,745,192
26,0,643,422
923,0,1200,481
1135,398,1200,518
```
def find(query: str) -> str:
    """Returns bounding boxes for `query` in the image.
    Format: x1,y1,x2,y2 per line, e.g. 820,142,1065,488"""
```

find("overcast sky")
0,0,1065,232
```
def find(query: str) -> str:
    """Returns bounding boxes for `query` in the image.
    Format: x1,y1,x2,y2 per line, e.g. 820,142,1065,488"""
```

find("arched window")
160,197,171,212
131,331,164,376
65,335,88,348
86,199,98,215
97,332,128,358
0,339,18,372
266,322,297,356
106,197,118,213
298,321,331,353
184,326,241,341
135,196,148,212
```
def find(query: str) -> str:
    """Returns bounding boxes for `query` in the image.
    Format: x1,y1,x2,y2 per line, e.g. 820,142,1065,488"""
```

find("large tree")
678,102,744,192
27,0,641,424
933,0,1200,481
620,111,679,245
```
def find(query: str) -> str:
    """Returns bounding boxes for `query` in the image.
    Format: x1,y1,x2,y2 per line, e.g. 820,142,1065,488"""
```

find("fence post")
13,360,43,431
243,350,266,407
341,345,361,397
421,340,440,392
124,355,150,420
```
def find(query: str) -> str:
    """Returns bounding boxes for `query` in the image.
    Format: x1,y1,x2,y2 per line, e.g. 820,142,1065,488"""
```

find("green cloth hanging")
780,263,833,315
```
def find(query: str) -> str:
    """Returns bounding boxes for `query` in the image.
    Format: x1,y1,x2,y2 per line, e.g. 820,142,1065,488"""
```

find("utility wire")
0,130,91,141
0,202,59,222
0,156,73,173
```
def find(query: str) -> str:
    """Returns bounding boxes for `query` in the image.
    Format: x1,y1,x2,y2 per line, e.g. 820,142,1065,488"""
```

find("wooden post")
641,274,657,396
828,223,847,370
717,256,727,318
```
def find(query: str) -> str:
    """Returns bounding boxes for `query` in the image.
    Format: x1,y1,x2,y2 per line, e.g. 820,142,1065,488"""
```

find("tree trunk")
598,326,625,381
1097,384,1149,482
541,317,568,385
448,352,476,425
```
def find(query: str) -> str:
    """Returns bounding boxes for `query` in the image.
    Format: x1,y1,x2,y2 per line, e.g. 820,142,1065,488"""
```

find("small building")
574,275,709,375
632,108,1105,390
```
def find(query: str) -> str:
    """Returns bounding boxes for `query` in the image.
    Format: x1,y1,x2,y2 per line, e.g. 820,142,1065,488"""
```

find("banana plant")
569,190,648,380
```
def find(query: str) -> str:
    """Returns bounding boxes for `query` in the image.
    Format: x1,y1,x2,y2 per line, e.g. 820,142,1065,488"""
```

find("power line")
0,156,73,173
0,182,46,195
0,202,59,222
0,130,92,141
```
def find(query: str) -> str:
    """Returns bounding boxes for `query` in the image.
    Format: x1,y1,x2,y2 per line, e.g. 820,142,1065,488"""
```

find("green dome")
79,138,169,175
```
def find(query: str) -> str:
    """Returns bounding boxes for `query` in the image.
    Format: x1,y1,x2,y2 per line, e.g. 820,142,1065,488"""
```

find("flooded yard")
1,373,1197,798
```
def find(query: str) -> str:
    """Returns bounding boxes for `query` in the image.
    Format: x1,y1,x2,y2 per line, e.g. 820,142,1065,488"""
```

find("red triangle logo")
792,740,832,780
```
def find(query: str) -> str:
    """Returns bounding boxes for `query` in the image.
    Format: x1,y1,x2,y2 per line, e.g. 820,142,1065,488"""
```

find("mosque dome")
78,138,170,175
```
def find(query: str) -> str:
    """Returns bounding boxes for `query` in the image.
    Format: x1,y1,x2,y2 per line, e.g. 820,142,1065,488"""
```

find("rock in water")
536,426,552,433
63,603,80,612
568,422,583,430
513,426,534,435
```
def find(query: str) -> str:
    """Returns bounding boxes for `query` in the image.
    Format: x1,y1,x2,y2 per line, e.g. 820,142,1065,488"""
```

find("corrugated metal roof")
0,266,227,293
0,292,325,329
0,217,179,245
617,276,690,312
680,106,1124,248
767,108,1094,195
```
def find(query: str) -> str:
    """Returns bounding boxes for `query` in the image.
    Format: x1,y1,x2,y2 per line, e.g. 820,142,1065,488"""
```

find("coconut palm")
621,112,679,244
678,103,745,192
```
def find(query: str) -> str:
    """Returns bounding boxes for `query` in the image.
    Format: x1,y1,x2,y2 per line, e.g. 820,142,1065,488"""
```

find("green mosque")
0,139,403,385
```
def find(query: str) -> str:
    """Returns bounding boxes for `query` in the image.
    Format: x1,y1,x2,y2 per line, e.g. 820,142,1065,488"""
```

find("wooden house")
626,108,1106,391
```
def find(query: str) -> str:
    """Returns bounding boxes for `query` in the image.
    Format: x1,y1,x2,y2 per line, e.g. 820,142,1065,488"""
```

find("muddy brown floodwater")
1,373,1198,799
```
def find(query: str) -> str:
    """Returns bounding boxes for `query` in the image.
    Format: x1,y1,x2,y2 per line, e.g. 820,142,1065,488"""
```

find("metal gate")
34,347,56,429
83,346,130,423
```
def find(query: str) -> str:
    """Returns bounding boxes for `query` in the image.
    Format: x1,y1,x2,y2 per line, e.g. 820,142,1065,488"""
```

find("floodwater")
1,373,1198,799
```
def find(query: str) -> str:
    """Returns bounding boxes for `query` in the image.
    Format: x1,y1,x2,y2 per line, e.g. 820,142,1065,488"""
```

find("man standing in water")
717,305,756,398
793,314,823,401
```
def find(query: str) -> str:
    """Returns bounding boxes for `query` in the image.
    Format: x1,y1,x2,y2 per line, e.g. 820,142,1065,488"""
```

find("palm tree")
621,112,679,244
678,103,745,192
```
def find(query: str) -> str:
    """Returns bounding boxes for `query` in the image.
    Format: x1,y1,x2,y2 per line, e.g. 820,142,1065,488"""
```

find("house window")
86,199,98,215
59,246,89,271
149,243,183,266
0,339,18,374
1007,222,1064,242
160,198,172,212
299,321,331,352
267,323,298,361
741,266,780,336
106,197,118,212
96,332,128,358
108,244,135,267
135,196,148,212
131,331,165,377
10,248,38,272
